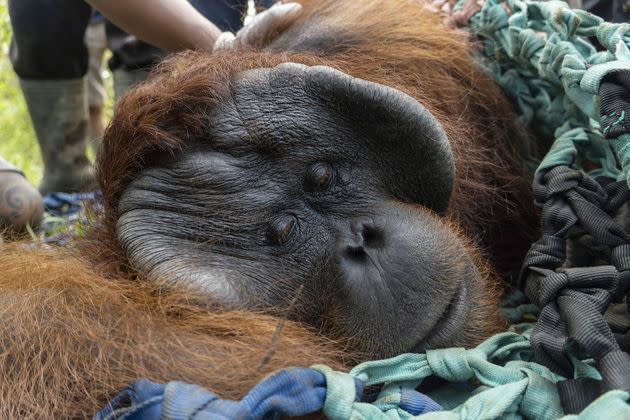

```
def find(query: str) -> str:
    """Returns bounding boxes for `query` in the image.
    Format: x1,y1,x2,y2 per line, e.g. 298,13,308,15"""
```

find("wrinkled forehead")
120,151,287,214
115,61,454,216
205,67,363,158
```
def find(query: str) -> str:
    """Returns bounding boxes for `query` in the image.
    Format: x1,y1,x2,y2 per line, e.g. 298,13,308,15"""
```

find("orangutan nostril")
341,220,386,263
361,224,384,249
345,244,367,261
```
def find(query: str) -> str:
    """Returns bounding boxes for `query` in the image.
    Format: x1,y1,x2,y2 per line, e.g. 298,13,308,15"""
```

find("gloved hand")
213,2,303,52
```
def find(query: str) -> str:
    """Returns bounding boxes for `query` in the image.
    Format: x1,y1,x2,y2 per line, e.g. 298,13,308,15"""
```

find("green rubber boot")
113,68,149,101
20,78,97,194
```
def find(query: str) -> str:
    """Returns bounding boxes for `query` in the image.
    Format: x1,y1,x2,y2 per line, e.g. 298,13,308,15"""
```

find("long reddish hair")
3,0,535,417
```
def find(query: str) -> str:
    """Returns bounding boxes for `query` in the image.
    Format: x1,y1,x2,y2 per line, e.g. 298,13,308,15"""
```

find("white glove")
213,2,303,52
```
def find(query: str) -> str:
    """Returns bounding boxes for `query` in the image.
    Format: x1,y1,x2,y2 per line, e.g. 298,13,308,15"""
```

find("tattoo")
0,172,43,230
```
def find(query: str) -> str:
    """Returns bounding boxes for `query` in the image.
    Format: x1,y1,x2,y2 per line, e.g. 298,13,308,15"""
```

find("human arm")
0,157,43,233
85,0,223,52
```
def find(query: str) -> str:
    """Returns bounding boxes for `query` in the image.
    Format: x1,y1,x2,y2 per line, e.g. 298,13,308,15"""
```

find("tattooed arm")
0,158,43,234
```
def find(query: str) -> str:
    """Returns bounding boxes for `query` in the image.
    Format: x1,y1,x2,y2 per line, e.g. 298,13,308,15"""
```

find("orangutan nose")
341,219,386,262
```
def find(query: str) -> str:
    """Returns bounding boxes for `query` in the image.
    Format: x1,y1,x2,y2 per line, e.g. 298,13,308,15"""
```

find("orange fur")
1,0,536,417
0,245,347,418
99,0,537,277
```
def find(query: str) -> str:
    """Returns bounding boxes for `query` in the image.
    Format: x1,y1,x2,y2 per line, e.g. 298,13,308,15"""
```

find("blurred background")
0,0,259,186
2,0,623,187
0,3,114,185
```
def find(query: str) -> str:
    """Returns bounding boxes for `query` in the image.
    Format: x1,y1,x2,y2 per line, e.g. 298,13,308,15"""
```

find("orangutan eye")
266,215,297,245
305,162,335,192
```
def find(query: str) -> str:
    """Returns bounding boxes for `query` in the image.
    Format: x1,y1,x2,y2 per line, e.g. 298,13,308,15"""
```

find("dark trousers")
583,0,630,23
9,0,274,80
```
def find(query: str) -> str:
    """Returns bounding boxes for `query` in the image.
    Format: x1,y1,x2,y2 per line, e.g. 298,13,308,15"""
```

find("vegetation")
0,3,40,183
0,3,113,185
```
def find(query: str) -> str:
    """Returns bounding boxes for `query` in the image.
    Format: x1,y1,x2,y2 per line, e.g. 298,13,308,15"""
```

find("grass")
0,4,40,184
0,1,262,186
0,3,114,186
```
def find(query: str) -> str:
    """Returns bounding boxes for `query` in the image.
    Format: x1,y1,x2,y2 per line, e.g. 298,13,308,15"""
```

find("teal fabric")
559,391,630,419
302,3,630,418
98,2,629,419
307,326,630,419
463,0,630,181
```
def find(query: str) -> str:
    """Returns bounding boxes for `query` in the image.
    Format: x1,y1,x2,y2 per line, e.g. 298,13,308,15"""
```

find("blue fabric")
90,10,105,24
43,191,102,217
95,368,441,419
40,191,102,245
399,387,443,415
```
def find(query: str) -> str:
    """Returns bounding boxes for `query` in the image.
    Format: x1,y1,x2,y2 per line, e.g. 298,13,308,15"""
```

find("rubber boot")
88,104,105,157
113,68,149,102
20,78,97,194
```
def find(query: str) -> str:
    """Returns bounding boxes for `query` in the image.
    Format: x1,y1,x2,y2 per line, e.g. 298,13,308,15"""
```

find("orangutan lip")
412,280,468,352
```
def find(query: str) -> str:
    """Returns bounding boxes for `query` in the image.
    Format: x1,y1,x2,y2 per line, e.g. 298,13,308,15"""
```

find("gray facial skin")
116,63,488,357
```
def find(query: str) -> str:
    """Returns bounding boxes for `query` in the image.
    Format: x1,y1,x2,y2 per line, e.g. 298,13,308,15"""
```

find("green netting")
302,1,630,418
461,0,629,180
311,323,629,419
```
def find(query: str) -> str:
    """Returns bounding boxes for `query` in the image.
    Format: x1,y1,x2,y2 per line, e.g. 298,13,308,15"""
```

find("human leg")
9,0,96,194
85,15,108,142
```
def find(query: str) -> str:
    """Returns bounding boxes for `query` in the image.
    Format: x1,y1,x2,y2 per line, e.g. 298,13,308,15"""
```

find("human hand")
0,171,43,234
213,2,303,51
